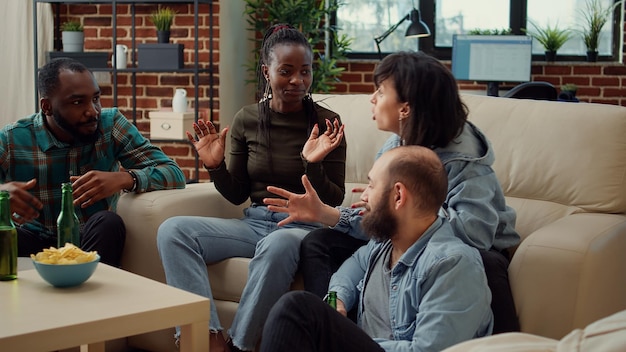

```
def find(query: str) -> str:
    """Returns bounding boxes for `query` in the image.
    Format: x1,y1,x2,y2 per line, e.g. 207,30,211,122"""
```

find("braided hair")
256,24,317,166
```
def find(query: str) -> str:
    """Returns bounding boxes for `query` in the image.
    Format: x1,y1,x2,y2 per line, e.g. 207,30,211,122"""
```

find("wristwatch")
124,170,138,193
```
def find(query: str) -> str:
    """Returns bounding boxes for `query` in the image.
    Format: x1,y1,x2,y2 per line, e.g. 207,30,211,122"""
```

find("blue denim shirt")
329,217,494,351
332,121,519,251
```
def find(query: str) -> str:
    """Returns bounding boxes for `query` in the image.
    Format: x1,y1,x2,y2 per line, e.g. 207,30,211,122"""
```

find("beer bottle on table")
57,182,80,248
0,190,17,281
325,290,337,309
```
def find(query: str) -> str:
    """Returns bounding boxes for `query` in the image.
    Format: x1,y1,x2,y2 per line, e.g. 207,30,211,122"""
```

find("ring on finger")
286,200,289,207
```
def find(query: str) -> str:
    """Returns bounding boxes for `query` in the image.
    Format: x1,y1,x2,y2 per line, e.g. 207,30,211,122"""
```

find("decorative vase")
172,89,188,113
112,44,128,69
586,51,598,62
157,30,170,44
544,50,557,62
62,31,84,52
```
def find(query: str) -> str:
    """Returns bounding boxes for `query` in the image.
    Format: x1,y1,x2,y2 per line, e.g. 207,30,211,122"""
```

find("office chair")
503,82,558,101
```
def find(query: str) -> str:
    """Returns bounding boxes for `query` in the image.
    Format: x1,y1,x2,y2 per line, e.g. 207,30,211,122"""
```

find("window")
337,0,415,53
336,0,623,61
526,0,616,55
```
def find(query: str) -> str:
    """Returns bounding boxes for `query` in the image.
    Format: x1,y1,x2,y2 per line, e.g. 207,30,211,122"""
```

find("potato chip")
30,243,98,265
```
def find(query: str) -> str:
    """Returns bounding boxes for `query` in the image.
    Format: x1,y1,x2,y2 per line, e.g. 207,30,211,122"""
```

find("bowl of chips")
30,243,100,288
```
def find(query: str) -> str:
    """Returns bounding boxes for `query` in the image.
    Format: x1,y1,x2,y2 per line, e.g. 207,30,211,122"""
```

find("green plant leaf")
576,0,622,52
61,20,83,32
149,6,176,32
524,20,572,52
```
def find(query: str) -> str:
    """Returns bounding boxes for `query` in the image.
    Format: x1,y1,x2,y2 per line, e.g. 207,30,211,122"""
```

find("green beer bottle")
57,182,80,248
0,190,17,280
325,290,337,309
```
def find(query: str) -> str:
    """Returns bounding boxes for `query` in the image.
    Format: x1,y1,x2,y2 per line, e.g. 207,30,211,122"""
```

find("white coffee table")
0,258,209,352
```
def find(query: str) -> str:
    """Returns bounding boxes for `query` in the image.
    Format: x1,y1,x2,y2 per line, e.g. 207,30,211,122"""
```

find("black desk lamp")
374,8,431,59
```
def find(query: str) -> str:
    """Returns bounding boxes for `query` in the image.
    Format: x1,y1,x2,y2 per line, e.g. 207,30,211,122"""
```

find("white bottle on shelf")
172,88,188,113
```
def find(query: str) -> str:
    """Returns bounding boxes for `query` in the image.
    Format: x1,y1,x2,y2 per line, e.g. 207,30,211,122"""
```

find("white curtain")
0,1,53,127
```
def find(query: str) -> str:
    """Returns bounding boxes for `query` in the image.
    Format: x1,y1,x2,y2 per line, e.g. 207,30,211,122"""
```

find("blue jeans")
156,205,321,350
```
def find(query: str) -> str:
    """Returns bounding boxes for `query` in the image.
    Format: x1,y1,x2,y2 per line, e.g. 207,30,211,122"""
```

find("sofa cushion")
557,309,626,351
441,309,626,352
463,95,626,215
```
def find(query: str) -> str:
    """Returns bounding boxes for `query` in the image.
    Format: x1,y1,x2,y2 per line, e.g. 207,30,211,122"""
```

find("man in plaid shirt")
0,58,186,266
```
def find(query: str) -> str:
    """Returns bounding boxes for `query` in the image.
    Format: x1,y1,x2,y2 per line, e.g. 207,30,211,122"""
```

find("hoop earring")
259,84,273,103
399,117,406,146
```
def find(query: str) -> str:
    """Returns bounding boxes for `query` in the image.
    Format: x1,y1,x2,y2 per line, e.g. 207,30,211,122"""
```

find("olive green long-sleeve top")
208,103,347,206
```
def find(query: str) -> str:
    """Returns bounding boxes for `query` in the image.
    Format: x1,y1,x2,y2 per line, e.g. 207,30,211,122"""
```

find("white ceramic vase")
172,89,188,113
112,44,128,69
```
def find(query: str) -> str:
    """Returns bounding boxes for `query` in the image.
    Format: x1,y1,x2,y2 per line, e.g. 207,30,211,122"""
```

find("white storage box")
149,111,195,140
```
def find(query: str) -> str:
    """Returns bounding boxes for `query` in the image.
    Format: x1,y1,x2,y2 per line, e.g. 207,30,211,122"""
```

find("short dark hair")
386,146,448,214
38,57,89,98
373,51,468,148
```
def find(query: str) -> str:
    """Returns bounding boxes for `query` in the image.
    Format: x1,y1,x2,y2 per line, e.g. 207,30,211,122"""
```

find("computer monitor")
451,35,533,97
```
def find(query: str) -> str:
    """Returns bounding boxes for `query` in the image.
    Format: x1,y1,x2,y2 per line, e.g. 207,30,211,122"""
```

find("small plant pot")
586,51,598,62
544,50,557,62
62,31,84,52
157,30,171,44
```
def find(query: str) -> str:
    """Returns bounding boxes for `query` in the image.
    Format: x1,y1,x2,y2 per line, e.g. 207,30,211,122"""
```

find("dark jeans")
300,228,520,333
17,210,126,267
260,291,384,352
300,228,367,298
479,248,520,333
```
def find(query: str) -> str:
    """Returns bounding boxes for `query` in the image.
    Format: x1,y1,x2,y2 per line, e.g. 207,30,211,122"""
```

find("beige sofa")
442,308,626,351
117,93,626,351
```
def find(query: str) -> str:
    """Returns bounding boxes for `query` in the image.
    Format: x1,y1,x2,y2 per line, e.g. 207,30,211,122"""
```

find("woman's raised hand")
301,118,345,163
186,120,229,169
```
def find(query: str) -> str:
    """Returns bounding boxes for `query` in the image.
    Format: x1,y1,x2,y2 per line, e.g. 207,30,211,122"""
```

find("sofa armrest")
510,213,626,339
118,183,248,283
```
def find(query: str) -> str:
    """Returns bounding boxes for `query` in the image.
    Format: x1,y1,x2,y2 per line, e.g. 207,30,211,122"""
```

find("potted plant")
578,0,622,62
149,6,176,43
467,28,512,35
61,20,84,52
524,21,572,62
559,83,579,102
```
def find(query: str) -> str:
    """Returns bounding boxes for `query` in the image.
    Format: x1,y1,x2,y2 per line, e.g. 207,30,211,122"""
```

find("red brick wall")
55,3,626,180
333,61,626,106
58,2,218,181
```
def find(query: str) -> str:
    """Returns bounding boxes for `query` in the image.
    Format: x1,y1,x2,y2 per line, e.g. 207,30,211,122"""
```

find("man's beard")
52,109,99,144
361,188,398,242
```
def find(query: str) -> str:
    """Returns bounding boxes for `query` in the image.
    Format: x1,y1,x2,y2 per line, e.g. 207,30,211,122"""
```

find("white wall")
218,1,256,134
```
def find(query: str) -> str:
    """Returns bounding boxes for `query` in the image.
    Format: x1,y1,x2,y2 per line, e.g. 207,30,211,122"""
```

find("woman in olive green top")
157,24,346,352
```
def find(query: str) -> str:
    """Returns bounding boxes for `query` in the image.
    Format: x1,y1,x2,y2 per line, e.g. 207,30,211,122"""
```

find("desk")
0,258,209,352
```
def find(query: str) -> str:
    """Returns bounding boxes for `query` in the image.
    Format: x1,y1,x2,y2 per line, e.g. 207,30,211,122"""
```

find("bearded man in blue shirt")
261,145,493,352
0,57,186,266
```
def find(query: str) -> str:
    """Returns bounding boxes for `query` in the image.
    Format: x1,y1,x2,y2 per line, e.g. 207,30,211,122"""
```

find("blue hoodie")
332,121,520,251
